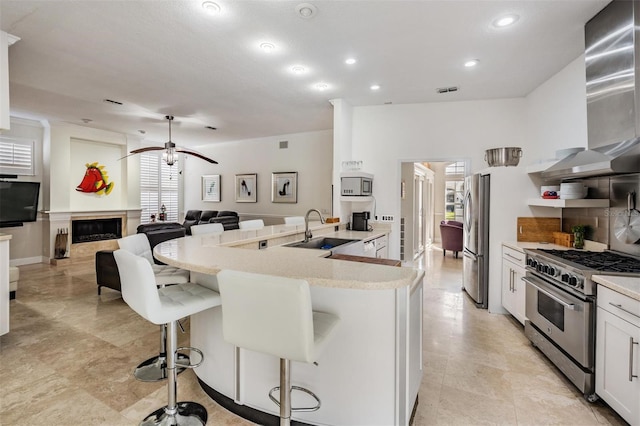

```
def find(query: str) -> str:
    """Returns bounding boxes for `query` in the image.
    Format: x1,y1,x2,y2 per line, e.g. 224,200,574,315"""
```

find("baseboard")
10,256,47,266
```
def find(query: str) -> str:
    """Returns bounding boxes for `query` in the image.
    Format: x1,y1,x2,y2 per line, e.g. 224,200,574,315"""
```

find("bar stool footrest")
175,347,204,369
268,385,321,412
134,353,189,382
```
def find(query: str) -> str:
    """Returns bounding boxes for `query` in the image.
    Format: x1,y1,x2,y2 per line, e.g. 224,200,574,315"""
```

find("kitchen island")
154,222,424,426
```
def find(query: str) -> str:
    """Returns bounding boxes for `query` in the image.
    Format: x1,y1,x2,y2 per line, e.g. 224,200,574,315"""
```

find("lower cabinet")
501,245,526,325
596,285,640,426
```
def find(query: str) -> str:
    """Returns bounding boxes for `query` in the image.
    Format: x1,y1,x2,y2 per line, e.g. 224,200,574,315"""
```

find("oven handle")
522,277,576,310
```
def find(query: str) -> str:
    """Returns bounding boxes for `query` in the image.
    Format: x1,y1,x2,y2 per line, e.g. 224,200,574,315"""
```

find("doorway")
400,160,466,264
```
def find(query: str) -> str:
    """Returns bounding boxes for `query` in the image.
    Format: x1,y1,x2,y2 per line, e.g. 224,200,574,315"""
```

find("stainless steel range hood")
542,0,640,180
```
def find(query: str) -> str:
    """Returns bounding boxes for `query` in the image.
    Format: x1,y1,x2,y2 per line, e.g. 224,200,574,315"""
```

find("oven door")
524,274,594,369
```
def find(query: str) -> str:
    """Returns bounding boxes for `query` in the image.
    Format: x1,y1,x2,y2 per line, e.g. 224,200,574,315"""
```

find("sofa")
136,222,186,260
210,211,240,231
183,210,240,233
95,222,187,294
183,210,202,235
198,210,218,224
440,220,463,258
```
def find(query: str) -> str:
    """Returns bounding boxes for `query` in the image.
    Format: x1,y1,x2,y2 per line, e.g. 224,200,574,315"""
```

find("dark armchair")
440,220,463,258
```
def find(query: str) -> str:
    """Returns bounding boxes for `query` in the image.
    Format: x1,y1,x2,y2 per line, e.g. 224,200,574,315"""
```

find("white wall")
348,99,528,258
0,117,44,262
184,129,333,221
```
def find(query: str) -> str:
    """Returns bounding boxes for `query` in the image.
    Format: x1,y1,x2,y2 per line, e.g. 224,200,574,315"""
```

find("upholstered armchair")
440,220,463,258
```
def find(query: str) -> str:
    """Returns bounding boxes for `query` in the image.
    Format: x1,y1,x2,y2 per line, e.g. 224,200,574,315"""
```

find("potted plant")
571,224,587,249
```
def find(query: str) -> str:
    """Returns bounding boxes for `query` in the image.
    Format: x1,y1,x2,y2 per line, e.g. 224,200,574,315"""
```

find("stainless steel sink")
284,237,359,250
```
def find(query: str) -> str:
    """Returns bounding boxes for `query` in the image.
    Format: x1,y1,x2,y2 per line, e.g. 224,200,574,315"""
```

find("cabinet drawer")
502,245,526,267
598,285,640,325
376,234,388,248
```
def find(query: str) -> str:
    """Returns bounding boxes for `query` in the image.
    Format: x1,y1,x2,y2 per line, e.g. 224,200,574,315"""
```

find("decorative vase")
573,231,584,249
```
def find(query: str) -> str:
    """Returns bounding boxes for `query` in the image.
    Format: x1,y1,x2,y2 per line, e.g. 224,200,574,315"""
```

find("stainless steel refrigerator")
462,173,490,308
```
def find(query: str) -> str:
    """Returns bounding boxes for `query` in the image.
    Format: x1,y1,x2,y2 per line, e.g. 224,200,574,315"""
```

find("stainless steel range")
523,248,640,401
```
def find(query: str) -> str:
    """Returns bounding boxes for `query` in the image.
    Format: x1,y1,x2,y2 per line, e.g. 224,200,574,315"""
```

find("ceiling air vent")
436,86,459,94
102,98,123,105
279,140,288,149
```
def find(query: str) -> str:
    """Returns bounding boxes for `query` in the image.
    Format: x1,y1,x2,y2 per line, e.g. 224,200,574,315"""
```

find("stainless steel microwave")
341,176,372,196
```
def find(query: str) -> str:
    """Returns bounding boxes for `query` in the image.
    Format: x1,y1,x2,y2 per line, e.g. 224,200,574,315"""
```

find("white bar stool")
239,219,264,230
217,270,340,426
191,222,225,235
118,234,191,382
284,216,305,226
114,249,221,426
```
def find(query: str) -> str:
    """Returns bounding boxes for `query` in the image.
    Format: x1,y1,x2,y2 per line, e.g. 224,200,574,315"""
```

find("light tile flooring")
0,247,627,425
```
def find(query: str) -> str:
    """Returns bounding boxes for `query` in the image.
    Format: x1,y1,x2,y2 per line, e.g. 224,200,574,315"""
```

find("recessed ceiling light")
345,58,357,65
260,42,276,53
464,59,479,68
205,126,217,130
138,130,146,134
370,84,380,90
315,82,329,91
493,14,519,28
81,118,92,124
295,3,317,19
201,1,221,15
291,65,307,74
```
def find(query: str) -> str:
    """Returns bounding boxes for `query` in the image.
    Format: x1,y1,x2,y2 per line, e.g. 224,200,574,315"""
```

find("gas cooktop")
536,249,640,274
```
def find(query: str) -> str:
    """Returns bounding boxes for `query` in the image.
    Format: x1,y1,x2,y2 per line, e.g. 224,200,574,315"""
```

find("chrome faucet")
304,209,325,242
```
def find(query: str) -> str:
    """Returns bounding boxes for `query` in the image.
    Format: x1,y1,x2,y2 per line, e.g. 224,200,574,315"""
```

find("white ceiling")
1,0,610,149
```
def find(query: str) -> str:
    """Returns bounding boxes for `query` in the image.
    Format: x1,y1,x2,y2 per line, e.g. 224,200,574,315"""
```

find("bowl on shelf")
540,185,560,199
560,182,588,199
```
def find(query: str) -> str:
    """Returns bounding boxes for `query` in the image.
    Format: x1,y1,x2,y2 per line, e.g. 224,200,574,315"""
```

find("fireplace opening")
72,218,122,244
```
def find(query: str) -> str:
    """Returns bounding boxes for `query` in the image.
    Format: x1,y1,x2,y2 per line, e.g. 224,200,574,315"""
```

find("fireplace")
72,218,122,244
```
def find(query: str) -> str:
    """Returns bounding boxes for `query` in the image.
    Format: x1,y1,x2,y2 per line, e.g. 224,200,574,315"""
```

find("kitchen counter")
593,275,640,302
502,241,569,251
154,222,424,425
154,222,416,290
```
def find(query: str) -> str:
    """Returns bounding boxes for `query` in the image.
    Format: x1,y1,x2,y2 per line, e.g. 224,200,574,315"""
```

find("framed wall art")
271,172,297,203
202,175,221,202
235,173,257,202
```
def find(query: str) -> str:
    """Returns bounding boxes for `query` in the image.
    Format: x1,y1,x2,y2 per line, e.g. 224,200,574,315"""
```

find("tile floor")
0,246,627,425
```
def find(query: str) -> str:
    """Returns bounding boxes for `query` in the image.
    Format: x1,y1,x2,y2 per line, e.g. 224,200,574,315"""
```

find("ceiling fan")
126,115,218,166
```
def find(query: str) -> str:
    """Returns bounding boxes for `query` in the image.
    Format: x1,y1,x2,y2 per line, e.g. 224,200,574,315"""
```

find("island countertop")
154,222,422,290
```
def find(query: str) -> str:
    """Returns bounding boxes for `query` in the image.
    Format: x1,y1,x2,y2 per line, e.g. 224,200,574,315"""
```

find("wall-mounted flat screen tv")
0,181,40,227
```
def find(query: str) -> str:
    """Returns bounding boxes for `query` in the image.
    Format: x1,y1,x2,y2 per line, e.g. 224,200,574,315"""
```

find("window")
0,137,35,176
139,152,179,224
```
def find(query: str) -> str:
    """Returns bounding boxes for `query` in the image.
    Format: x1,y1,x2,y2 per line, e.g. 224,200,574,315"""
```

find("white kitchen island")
154,222,424,426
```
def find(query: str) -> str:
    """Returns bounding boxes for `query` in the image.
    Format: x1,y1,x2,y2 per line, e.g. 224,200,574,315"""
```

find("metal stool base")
134,354,189,382
140,401,208,426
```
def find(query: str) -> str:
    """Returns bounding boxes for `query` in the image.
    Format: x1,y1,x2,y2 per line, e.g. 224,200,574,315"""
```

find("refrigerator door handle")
463,250,481,261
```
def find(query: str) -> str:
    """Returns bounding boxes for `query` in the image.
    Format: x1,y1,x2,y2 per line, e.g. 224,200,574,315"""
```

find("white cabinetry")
0,32,19,130
596,285,640,426
501,245,526,325
375,234,389,258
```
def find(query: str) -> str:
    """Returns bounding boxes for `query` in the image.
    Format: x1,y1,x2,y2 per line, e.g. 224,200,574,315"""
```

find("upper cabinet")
0,31,20,131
